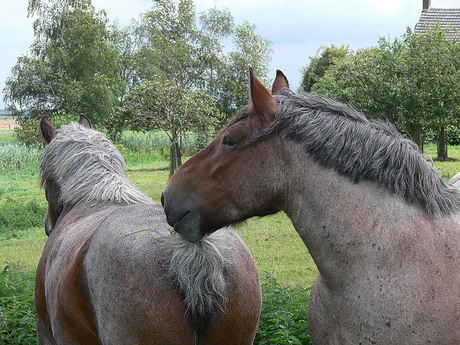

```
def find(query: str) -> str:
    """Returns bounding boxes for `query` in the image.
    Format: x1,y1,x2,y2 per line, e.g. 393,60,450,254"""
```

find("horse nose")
161,190,165,208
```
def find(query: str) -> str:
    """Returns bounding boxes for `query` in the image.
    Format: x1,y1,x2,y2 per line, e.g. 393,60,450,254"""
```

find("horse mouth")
172,210,192,229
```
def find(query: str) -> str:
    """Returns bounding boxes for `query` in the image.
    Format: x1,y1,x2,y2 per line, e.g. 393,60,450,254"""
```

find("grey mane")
260,89,460,216
41,122,153,206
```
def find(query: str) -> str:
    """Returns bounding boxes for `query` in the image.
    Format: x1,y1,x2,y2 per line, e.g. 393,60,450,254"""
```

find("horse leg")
37,317,57,345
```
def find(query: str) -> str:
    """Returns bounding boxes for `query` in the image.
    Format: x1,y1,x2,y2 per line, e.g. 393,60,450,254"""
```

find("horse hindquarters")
198,240,262,344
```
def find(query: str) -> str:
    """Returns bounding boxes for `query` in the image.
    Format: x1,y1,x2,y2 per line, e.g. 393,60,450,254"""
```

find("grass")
425,143,460,180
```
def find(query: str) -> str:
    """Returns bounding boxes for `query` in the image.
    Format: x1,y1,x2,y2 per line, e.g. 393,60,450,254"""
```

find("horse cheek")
44,209,53,236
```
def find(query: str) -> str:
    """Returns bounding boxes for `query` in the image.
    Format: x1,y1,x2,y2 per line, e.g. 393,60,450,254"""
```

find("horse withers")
36,115,261,344
162,69,460,344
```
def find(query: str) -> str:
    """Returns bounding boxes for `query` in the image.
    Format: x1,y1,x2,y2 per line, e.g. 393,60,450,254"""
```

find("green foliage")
123,76,220,175
256,274,312,345
221,21,273,119
5,0,274,145
308,26,460,158
0,263,37,345
4,0,124,140
299,44,351,93
14,113,86,146
424,125,460,145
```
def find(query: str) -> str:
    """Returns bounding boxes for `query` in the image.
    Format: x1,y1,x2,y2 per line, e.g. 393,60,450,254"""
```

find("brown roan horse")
36,115,261,344
162,69,460,344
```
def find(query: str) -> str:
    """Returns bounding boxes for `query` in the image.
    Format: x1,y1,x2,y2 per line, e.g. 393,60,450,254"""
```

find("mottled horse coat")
162,69,460,344
36,116,261,344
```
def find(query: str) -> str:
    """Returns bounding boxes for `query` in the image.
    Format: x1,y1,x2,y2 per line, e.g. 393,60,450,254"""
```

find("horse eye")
222,133,238,149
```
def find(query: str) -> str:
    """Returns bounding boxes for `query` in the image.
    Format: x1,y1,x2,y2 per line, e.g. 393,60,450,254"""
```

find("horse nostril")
161,191,165,208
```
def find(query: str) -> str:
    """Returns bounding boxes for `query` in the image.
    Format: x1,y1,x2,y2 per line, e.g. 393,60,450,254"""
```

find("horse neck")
281,142,423,287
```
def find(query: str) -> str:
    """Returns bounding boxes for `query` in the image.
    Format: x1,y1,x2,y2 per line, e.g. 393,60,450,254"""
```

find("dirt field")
0,118,18,130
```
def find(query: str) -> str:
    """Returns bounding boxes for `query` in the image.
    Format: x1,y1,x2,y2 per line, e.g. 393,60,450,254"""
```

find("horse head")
40,115,91,235
162,69,289,242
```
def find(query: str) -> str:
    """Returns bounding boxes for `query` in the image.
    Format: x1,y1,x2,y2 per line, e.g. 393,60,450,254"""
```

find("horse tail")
162,231,232,336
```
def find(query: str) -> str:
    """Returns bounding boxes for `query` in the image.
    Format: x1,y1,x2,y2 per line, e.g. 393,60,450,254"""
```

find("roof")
414,8,460,40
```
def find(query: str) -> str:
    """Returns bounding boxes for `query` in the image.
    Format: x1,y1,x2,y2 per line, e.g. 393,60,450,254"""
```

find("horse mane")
257,89,460,216
40,122,153,206
160,230,232,336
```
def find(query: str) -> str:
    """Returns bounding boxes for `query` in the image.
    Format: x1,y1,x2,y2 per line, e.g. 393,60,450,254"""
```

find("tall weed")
0,143,42,170
256,274,312,344
0,262,36,345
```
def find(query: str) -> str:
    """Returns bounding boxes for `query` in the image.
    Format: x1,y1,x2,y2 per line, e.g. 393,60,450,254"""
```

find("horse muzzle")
161,187,207,243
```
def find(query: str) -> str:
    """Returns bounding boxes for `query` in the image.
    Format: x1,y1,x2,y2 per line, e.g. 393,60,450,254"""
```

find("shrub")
255,274,312,344
0,262,37,345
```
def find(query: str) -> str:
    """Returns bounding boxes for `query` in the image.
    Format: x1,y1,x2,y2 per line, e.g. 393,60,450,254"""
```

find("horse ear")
40,116,57,143
79,114,92,128
271,70,289,94
249,67,278,123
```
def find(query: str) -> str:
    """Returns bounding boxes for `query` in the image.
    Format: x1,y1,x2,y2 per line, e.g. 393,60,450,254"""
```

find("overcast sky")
0,0,459,109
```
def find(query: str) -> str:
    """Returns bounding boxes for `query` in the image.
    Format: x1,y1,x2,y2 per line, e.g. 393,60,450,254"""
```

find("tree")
299,44,351,93
404,27,460,159
197,7,234,99
123,77,219,176
310,28,460,158
218,21,273,121
137,0,200,89
129,0,272,128
3,0,123,143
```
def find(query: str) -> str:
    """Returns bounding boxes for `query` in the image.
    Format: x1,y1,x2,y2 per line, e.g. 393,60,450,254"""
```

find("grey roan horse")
36,115,261,344
162,69,460,344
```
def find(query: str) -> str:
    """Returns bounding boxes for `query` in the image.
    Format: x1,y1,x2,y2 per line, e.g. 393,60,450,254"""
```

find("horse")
162,69,460,344
36,115,262,345
450,171,460,189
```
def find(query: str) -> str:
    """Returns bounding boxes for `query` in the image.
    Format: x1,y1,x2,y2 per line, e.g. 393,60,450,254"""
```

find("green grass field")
1,127,460,344
1,131,460,288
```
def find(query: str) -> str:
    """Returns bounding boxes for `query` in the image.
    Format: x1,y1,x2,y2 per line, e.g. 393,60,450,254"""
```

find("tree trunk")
408,125,424,153
169,139,182,178
183,130,188,155
437,127,448,160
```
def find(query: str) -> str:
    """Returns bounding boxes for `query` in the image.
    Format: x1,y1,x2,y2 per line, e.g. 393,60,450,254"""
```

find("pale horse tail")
161,230,232,336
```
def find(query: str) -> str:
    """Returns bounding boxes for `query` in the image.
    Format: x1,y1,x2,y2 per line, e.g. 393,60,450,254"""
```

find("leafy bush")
256,274,312,344
0,262,37,345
